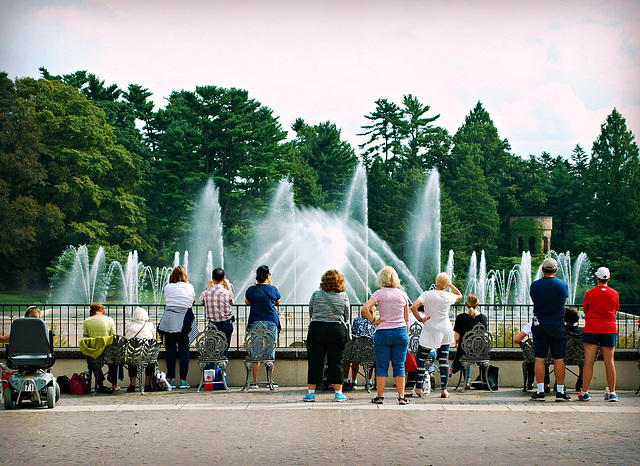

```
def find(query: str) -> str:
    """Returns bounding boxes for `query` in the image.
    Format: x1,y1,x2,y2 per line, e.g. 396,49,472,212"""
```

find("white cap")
595,267,610,280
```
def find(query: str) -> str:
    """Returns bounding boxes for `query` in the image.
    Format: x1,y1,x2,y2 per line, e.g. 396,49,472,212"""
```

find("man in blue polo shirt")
529,257,571,401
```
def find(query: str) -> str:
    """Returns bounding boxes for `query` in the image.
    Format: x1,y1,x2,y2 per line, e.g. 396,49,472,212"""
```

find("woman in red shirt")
579,267,620,402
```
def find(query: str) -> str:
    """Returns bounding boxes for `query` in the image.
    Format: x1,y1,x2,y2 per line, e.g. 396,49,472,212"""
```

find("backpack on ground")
69,372,89,395
57,375,71,393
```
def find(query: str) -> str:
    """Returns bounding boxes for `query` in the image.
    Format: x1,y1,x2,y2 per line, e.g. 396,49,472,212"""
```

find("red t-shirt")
583,285,619,334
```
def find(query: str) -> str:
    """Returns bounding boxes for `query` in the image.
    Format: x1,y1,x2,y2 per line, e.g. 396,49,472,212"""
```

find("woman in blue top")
245,265,281,388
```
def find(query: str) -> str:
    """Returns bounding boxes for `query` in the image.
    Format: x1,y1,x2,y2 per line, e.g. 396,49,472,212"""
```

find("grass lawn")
0,290,51,304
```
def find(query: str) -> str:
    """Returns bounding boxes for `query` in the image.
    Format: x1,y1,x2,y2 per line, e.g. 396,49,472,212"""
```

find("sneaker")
303,392,316,402
270,383,279,389
578,391,591,401
334,392,348,402
531,392,545,401
555,391,571,402
179,381,190,389
608,392,619,402
169,381,176,388
248,382,259,389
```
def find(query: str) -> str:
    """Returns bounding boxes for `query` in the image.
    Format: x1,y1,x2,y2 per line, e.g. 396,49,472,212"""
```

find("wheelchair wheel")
4,387,14,410
55,381,60,402
47,384,56,408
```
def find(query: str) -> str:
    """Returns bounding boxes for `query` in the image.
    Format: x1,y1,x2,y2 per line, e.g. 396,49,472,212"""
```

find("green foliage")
0,74,150,288
289,119,357,209
1,71,640,304
148,85,289,254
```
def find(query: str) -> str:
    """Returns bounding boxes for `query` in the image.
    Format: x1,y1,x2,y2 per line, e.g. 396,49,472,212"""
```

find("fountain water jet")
407,170,441,287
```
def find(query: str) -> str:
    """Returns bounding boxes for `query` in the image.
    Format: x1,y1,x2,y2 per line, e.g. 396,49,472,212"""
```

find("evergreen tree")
290,119,357,209
586,109,640,238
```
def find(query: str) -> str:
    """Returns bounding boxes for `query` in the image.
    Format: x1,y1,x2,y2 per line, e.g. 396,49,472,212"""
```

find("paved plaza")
2,386,639,465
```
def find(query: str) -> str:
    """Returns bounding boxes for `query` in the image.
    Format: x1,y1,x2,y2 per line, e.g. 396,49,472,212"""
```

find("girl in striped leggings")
410,272,462,398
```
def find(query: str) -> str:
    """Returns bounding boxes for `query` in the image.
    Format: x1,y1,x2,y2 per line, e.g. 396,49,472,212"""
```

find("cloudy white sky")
1,0,639,159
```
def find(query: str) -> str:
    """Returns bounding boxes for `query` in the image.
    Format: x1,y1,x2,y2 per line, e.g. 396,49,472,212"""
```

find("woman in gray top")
303,269,350,402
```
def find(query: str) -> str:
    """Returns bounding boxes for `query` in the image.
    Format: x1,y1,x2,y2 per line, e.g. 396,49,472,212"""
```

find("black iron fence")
1,303,638,350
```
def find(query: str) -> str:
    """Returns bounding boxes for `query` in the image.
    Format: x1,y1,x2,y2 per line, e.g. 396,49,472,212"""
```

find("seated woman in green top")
83,302,120,392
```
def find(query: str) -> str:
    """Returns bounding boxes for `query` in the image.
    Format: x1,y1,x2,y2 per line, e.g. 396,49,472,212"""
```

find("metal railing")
1,303,638,350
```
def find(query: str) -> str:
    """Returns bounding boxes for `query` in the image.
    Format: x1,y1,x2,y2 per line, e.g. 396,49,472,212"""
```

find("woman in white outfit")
125,307,157,391
410,272,462,398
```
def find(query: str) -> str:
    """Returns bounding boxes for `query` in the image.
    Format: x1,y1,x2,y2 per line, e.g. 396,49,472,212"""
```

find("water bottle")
604,387,610,401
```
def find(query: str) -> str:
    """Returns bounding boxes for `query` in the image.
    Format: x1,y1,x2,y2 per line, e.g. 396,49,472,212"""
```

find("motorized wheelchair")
3,317,59,409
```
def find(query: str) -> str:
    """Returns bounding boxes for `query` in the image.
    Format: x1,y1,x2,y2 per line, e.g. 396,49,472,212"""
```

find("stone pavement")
2,385,639,465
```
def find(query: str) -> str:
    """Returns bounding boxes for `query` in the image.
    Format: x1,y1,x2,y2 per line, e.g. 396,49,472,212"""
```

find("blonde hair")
465,294,480,317
376,266,400,288
435,272,450,289
24,306,41,318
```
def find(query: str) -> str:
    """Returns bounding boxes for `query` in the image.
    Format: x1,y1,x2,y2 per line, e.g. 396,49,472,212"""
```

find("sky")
1,0,639,159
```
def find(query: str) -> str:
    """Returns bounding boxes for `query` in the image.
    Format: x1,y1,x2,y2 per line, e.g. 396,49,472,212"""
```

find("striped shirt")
200,284,235,322
309,290,349,323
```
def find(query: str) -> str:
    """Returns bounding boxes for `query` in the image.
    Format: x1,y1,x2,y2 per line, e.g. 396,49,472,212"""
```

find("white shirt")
416,289,458,349
164,282,196,308
125,320,156,340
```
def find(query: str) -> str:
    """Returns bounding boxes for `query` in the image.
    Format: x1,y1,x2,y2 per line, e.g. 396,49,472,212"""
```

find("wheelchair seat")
6,318,55,370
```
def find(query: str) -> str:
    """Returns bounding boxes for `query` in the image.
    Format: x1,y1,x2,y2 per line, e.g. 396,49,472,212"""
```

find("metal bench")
636,347,639,395
242,322,277,391
520,334,599,391
454,322,493,392
84,336,161,395
342,335,376,393
194,322,230,392
125,337,161,395
84,335,127,395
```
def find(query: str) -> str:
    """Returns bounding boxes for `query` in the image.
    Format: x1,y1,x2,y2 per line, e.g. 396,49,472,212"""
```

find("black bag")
472,365,499,391
57,375,71,393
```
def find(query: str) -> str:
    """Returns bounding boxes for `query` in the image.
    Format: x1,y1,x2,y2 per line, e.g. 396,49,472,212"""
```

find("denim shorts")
373,327,409,378
532,323,567,359
583,332,617,348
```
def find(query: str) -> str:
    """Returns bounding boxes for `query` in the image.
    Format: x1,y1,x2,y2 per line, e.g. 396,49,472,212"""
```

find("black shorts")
532,323,567,360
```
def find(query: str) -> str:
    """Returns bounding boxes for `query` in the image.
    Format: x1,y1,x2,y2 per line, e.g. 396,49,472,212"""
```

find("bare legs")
582,344,616,393
375,375,405,400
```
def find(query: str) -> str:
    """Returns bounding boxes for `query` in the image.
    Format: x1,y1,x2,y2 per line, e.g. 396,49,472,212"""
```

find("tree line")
0,69,638,302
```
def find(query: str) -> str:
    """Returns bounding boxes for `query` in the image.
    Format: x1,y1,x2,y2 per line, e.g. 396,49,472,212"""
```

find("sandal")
371,396,384,404
397,397,409,405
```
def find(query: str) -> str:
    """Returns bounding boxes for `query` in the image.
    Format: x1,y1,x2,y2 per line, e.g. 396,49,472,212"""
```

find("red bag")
405,352,418,372
69,373,89,395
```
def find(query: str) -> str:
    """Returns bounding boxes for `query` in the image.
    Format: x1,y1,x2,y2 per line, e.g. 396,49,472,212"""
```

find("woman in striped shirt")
303,269,350,403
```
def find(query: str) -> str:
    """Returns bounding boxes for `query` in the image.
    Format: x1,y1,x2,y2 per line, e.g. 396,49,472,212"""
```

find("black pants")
163,332,190,380
306,321,347,386
127,363,155,378
94,364,119,386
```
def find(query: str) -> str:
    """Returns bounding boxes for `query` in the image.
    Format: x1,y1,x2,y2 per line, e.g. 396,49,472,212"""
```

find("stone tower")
509,216,553,255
